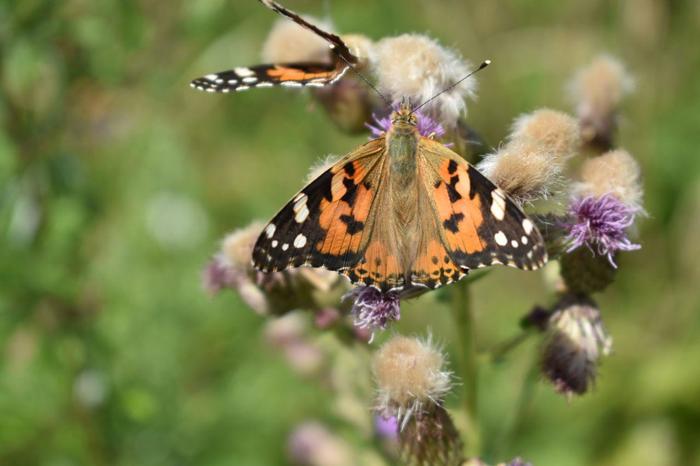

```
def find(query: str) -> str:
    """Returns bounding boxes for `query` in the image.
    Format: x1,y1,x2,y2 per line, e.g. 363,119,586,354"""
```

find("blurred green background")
2,0,700,465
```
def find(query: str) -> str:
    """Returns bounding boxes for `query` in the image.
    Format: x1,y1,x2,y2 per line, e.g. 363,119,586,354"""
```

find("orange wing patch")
410,239,465,287
317,160,375,256
346,240,404,290
267,65,337,83
433,159,485,254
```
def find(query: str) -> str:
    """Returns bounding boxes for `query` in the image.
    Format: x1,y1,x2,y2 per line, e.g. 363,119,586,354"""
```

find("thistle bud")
262,16,334,64
478,109,580,204
568,55,634,151
400,404,464,466
344,286,401,341
373,335,452,426
540,296,612,396
373,34,476,126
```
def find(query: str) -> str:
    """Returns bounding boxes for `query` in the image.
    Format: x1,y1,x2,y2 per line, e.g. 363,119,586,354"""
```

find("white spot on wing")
294,206,309,223
256,82,273,88
294,234,307,248
271,240,278,248
495,231,508,246
227,79,238,84
521,236,528,244
511,240,519,248
265,224,276,238
234,67,255,77
490,189,506,221
280,81,303,87
242,76,258,83
523,218,534,235
235,85,250,92
282,243,289,251
205,74,218,81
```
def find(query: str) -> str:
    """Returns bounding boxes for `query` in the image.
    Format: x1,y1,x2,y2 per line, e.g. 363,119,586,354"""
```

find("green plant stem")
495,354,540,459
450,279,480,457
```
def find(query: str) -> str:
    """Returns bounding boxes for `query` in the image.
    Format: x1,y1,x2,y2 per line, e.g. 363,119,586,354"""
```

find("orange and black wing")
417,138,547,284
253,139,386,276
191,0,356,94
190,62,349,93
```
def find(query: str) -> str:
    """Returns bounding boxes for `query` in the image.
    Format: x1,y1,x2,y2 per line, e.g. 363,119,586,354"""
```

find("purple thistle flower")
565,193,641,267
343,286,400,340
374,414,399,440
506,458,533,466
202,257,236,295
366,106,447,140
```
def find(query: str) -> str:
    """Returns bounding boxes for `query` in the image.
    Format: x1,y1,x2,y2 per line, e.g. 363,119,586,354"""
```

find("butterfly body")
253,102,548,291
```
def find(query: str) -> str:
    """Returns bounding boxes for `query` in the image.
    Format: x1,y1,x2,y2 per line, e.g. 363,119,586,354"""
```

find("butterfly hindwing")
419,138,547,275
253,139,385,274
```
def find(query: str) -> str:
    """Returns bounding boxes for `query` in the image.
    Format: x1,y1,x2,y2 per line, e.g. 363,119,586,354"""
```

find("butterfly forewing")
191,0,357,94
190,62,348,93
253,139,386,274
418,138,547,273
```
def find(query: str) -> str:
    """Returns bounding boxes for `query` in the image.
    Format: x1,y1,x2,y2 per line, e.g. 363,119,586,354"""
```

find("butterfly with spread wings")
252,100,548,292
190,0,357,93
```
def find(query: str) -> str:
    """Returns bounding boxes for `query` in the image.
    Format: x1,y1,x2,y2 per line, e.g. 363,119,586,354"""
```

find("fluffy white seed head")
373,34,476,125
576,149,644,210
373,335,452,427
341,34,375,67
478,109,581,203
305,154,341,184
262,16,334,64
221,221,266,269
568,55,635,146
569,54,635,119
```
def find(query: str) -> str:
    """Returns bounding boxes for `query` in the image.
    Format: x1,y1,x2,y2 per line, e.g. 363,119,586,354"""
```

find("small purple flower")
202,257,236,295
374,414,399,440
344,286,400,340
366,106,447,140
565,193,641,267
506,458,533,466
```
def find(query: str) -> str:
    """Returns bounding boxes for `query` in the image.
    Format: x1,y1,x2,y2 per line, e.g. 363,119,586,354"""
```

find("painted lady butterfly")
190,0,357,93
252,100,548,292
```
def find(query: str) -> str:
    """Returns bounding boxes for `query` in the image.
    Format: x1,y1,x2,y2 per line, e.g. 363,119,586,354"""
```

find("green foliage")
1,1,699,465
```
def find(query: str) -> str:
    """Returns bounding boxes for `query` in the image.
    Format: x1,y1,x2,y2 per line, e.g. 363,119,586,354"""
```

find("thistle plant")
203,8,642,465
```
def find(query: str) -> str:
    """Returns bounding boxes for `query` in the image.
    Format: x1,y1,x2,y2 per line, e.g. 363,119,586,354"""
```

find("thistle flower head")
262,15,334,64
565,193,641,267
366,106,447,139
373,335,452,428
577,149,643,212
373,34,476,125
478,109,580,204
568,55,635,148
399,404,464,466
344,286,400,340
541,296,612,396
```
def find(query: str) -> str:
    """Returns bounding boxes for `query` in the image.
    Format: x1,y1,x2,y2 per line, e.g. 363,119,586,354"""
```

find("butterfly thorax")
384,107,423,272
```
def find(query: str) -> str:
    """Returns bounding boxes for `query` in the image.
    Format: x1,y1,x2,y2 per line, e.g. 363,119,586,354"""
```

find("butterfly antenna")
412,59,491,114
336,53,392,106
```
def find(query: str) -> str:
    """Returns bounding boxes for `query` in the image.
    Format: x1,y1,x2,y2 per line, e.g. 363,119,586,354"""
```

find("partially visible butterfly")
190,0,357,93
252,98,548,292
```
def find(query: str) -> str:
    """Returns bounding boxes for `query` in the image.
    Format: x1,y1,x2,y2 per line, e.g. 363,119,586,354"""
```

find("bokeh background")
2,1,700,465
